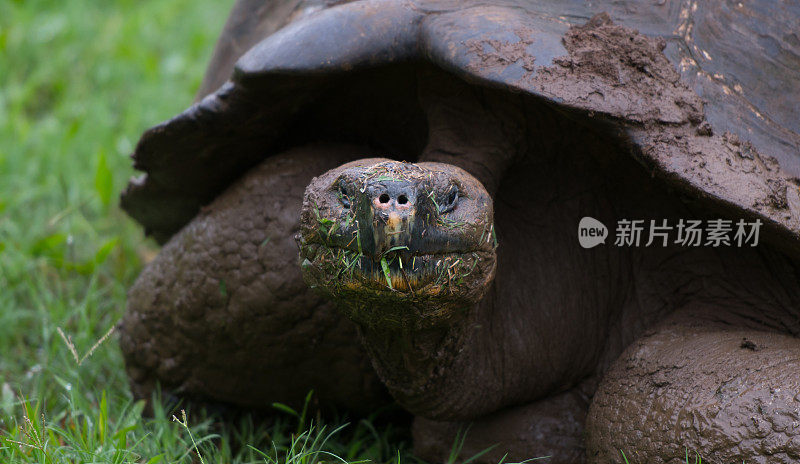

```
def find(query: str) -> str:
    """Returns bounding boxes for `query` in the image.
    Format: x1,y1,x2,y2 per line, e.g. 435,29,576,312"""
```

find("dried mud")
524,14,800,255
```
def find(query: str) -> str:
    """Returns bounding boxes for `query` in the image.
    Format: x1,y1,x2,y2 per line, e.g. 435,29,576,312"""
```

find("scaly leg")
586,308,800,463
119,144,388,413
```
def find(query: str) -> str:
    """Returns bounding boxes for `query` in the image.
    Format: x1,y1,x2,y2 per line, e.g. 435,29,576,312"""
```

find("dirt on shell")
465,28,537,73
515,13,800,255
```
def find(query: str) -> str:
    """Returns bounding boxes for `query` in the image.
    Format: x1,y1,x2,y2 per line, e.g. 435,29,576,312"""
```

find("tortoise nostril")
379,193,390,204
398,195,408,205
438,187,459,214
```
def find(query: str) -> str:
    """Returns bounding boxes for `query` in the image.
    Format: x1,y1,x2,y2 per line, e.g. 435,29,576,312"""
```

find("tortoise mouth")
299,242,496,329
300,243,494,296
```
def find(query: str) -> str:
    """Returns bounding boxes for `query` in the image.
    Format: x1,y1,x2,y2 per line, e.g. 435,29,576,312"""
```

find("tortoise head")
298,159,497,330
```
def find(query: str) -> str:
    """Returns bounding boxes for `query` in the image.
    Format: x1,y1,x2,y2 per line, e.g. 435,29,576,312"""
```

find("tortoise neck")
355,321,474,419
417,70,526,195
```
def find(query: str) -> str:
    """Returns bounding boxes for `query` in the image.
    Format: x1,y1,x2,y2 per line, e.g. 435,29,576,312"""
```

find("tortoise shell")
121,0,800,253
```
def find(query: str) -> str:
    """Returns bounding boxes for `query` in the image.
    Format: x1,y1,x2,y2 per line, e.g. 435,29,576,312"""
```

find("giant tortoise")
119,1,800,462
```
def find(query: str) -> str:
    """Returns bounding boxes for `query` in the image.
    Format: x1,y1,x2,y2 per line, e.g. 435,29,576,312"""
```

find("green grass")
0,0,418,462
619,448,709,464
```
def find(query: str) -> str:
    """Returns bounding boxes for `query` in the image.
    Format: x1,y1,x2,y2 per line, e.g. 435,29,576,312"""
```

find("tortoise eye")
438,185,458,214
338,184,351,208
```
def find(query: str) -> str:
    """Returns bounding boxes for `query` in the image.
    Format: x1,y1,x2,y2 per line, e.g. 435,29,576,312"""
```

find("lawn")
0,0,413,462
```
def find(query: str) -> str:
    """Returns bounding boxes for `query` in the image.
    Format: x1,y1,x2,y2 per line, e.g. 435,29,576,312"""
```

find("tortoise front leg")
412,381,595,464
119,144,387,413
586,307,800,463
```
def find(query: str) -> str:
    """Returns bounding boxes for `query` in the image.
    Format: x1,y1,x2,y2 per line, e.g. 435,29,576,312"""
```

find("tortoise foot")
413,386,591,464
